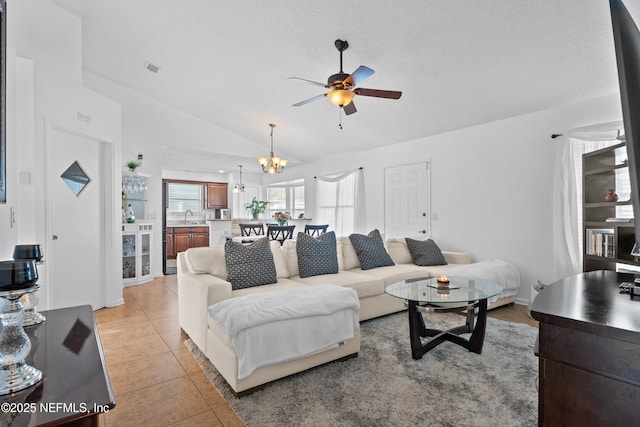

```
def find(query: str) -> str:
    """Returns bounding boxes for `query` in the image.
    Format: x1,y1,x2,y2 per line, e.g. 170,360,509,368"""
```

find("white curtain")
552,121,621,279
316,168,366,236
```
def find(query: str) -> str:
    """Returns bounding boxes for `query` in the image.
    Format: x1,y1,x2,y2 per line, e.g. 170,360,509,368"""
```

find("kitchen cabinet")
122,223,153,285
166,226,209,258
206,183,228,209
166,230,175,258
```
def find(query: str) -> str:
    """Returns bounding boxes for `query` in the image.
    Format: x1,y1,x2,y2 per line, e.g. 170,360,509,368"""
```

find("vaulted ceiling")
50,0,630,171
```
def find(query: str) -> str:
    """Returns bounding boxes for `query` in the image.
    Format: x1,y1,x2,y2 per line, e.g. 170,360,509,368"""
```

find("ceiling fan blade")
288,77,329,88
344,65,375,88
354,88,402,99
292,93,327,107
344,101,357,115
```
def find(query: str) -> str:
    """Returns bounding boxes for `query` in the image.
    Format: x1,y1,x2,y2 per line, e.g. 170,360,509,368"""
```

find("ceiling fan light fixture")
327,89,355,107
258,123,287,174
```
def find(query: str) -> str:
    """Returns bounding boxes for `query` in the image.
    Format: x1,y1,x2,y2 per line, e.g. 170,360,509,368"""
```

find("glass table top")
386,276,503,305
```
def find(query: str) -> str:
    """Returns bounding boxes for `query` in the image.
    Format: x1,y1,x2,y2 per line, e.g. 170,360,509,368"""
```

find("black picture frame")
0,0,6,204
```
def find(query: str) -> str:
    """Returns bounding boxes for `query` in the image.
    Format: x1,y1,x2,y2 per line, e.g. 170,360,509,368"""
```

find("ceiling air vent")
144,61,160,73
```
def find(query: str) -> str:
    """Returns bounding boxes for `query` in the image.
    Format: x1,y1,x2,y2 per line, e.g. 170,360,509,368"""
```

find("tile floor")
94,275,537,426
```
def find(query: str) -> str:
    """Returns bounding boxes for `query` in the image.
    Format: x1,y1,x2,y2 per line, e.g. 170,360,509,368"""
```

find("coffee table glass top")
386,276,503,305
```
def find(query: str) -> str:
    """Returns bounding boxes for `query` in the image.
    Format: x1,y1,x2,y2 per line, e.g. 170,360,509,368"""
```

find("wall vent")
144,61,160,73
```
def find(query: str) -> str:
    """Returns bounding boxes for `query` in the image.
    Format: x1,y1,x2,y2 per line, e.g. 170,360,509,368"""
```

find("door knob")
418,230,426,234
52,235,58,240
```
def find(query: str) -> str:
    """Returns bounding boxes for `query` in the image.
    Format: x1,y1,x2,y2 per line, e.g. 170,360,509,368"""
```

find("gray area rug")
186,311,538,426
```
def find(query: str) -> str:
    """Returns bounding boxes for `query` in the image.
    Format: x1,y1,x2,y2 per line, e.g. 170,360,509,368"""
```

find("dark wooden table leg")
406,298,489,359
466,297,488,353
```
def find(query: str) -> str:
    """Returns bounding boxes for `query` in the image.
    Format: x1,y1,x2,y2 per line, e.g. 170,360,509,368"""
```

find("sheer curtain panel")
316,168,366,236
552,121,621,279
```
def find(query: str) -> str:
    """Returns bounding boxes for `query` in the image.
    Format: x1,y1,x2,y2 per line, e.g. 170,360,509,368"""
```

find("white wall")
1,0,82,259
270,93,622,304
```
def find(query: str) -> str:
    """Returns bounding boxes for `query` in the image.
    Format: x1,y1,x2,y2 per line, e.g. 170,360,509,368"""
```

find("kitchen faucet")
184,210,193,224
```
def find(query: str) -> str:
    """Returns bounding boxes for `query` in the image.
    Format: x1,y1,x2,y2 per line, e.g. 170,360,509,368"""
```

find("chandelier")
233,165,246,193
257,123,288,174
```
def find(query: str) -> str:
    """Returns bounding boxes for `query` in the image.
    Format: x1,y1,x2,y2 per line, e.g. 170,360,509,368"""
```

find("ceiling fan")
289,39,402,116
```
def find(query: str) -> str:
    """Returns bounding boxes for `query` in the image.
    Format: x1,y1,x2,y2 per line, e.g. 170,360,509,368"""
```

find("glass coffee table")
386,276,503,359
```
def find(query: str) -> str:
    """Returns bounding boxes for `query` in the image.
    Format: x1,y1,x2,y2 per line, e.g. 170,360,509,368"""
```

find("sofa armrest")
177,252,232,352
442,251,472,265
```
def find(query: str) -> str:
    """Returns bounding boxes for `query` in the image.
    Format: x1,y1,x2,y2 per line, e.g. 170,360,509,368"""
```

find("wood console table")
531,270,640,426
1,305,115,426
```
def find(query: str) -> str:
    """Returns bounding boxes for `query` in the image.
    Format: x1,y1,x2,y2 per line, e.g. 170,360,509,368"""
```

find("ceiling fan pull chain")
338,108,343,130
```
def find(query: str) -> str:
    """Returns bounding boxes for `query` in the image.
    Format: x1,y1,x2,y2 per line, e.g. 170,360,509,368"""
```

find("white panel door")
47,126,105,310
384,162,430,238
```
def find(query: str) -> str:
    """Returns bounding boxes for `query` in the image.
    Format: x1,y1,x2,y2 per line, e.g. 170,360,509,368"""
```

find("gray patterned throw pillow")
296,231,339,278
405,238,448,266
348,229,395,270
224,237,277,290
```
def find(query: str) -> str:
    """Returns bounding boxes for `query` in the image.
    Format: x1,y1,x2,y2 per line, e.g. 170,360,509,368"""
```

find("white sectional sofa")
177,234,518,395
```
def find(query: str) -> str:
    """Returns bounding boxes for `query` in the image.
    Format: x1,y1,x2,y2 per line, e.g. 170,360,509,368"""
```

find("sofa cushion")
385,238,413,264
348,229,395,270
281,239,299,277
296,231,339,278
355,264,432,286
224,237,277,290
406,238,447,266
270,240,290,278
185,247,228,278
337,237,360,270
292,271,385,299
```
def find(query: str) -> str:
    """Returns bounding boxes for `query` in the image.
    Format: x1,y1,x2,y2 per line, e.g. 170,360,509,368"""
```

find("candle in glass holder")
436,275,449,285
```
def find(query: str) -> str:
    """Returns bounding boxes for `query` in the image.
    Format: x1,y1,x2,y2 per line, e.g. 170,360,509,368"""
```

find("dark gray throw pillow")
348,229,395,270
405,238,448,266
224,237,277,290
296,231,339,278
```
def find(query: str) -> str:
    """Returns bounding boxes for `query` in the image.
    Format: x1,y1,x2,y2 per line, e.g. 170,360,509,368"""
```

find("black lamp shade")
0,260,39,290
13,244,44,262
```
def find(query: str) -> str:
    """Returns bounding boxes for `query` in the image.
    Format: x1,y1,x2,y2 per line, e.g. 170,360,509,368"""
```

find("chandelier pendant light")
233,165,246,193
257,123,288,174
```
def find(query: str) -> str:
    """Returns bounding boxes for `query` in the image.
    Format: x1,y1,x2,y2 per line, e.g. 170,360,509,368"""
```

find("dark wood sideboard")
0,305,115,426
531,270,640,426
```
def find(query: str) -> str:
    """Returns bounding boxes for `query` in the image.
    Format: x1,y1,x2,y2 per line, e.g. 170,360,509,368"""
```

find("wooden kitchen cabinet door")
206,183,228,209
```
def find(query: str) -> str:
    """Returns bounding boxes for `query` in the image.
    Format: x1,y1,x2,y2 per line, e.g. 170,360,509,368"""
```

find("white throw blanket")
209,284,360,379
446,259,521,298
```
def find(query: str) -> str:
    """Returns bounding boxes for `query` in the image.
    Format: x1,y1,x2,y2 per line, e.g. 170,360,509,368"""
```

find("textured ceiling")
50,0,627,171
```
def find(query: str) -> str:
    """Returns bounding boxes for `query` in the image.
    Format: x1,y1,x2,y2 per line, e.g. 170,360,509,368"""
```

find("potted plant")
244,197,269,219
127,161,141,172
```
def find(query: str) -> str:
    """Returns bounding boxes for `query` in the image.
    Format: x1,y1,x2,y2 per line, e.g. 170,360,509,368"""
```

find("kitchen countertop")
166,223,209,227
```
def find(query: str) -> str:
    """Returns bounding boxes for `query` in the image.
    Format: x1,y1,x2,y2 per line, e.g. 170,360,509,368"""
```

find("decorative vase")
605,189,619,202
252,213,259,219
277,219,288,226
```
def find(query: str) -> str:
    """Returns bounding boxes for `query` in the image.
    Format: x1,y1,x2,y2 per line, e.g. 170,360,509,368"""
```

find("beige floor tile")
109,351,187,396
169,410,224,427
94,299,146,325
150,315,181,333
160,329,189,351
173,347,203,374
164,277,178,295
102,329,170,366
105,376,210,427
190,372,244,426
139,303,179,320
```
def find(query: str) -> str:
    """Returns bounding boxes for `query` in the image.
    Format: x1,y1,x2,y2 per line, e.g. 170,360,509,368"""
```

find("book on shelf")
585,228,615,258
605,218,634,222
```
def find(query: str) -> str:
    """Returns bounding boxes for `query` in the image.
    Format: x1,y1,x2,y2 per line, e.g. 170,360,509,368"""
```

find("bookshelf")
582,142,639,271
